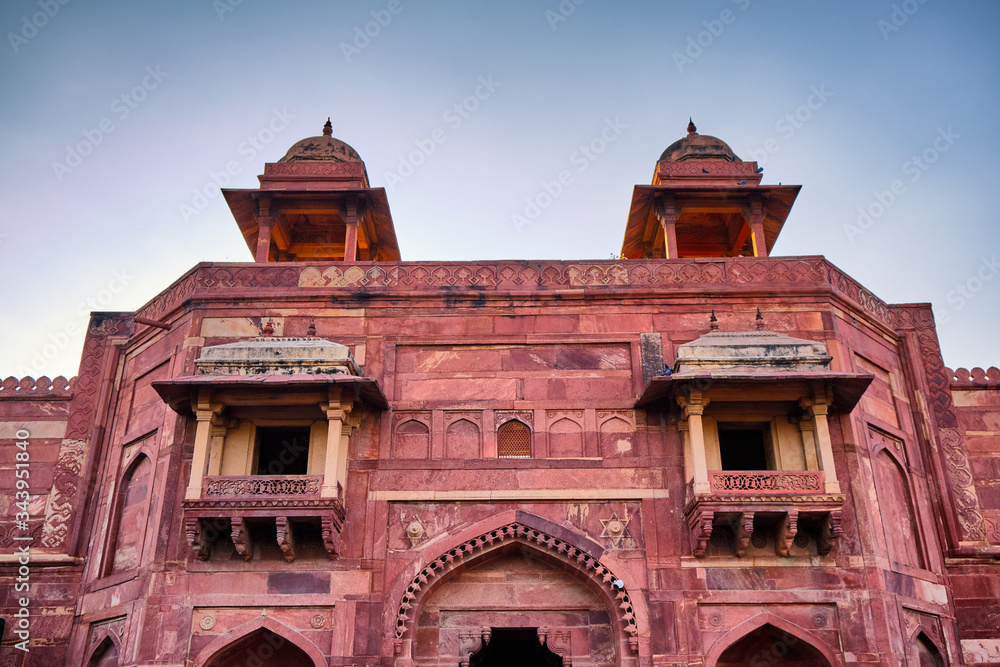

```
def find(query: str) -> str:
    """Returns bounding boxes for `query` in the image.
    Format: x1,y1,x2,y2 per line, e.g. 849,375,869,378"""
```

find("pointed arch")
871,446,925,568
912,631,945,667
705,613,839,667
497,419,531,458
190,616,326,667
103,452,154,576
395,419,431,458
390,510,639,649
87,635,121,667
548,417,584,458
445,418,481,458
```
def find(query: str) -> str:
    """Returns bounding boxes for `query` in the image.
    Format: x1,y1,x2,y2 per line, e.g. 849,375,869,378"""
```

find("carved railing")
203,475,322,497
707,470,823,495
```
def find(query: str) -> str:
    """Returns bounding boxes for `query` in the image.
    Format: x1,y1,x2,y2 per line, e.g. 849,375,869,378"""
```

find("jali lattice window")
497,420,531,458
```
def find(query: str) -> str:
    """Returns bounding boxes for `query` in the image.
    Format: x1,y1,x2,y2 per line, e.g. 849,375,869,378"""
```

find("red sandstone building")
1,120,998,666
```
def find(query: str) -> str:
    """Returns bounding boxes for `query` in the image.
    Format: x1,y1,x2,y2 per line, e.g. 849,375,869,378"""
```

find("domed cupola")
222,119,400,263
658,119,740,162
278,118,365,164
621,119,801,261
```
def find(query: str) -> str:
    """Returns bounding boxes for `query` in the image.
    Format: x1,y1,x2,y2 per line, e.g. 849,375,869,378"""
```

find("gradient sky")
1,0,998,378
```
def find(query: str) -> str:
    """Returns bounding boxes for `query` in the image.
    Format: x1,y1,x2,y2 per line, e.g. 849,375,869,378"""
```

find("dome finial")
322,117,332,136
687,118,697,135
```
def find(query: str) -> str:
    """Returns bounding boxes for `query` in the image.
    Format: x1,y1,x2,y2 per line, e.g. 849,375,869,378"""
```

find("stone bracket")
776,510,799,557
538,627,572,667
276,516,296,562
231,516,253,561
819,510,841,555
186,517,210,561
686,500,842,558
458,627,491,667
733,513,754,558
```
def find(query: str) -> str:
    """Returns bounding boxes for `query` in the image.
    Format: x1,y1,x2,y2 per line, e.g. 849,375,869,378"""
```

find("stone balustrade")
203,475,322,497
707,470,824,495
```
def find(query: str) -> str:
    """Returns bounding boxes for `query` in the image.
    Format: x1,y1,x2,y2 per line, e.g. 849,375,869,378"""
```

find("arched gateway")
391,512,640,667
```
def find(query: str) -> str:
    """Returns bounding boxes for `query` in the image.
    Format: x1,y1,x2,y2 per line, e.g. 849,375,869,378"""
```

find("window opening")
255,427,310,475
497,420,531,458
718,423,770,471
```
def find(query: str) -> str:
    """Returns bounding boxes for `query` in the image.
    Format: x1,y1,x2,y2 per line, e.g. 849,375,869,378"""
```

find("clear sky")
1,0,998,378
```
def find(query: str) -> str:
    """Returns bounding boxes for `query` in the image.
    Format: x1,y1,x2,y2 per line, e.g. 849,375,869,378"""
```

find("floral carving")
40,438,87,549
708,471,823,494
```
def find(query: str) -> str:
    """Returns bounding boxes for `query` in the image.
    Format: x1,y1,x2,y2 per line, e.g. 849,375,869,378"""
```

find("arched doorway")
87,637,119,667
914,632,945,667
203,628,314,667
716,623,831,667
470,628,564,667
413,547,616,667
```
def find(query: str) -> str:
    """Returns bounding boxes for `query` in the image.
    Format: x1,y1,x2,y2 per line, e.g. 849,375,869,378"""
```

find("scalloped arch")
392,511,638,647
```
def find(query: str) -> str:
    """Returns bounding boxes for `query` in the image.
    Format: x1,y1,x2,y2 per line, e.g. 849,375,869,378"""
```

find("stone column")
680,393,711,494
186,392,223,500
804,400,840,494
749,196,767,258
343,195,361,262
321,387,352,498
255,217,274,262
655,195,679,259
799,420,819,471
206,422,227,476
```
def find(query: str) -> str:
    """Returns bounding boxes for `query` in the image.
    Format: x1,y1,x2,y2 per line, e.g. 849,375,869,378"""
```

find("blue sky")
1,0,998,377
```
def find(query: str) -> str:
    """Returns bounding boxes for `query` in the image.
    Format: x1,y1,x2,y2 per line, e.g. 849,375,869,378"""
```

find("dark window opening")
255,427,310,475
470,628,563,667
497,420,531,458
719,425,770,471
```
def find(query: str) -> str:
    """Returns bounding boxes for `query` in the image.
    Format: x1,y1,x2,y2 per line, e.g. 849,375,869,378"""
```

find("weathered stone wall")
4,258,997,666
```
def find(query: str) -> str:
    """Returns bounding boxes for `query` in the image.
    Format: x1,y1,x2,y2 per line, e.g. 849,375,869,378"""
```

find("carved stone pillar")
799,419,819,471
749,196,767,258
186,392,223,500
206,421,227,477
803,400,840,494
654,195,679,259
320,387,353,498
680,393,710,494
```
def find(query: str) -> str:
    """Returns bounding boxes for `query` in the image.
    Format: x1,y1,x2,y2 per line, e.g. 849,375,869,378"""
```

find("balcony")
685,470,843,559
183,475,345,562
